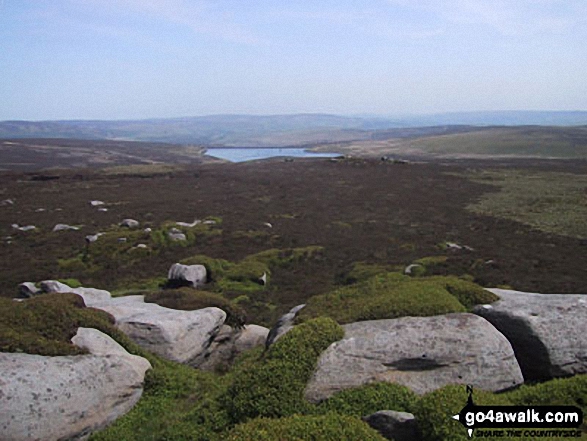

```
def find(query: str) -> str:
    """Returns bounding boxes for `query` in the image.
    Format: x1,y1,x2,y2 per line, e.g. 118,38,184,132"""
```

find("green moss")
316,382,417,417
222,317,344,423
58,256,89,272
225,413,386,441
428,276,499,309
299,273,467,324
414,255,448,267
180,255,233,281
341,262,402,284
57,278,83,288
0,293,117,356
144,288,247,328
248,246,324,268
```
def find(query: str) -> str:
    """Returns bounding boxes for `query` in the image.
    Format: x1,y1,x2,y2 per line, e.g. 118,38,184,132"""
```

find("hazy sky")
1,0,586,120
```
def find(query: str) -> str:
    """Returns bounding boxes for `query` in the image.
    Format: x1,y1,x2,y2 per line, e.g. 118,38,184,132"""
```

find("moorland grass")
298,272,497,324
467,170,587,239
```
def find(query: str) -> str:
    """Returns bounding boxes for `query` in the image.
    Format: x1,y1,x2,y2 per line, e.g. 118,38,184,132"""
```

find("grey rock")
12,224,36,232
168,231,187,241
98,207,108,212
404,263,423,275
474,288,587,381
17,282,40,298
135,243,148,249
0,198,14,206
362,411,422,441
90,200,105,206
98,295,226,366
39,280,113,306
200,324,270,371
85,232,105,243
265,304,306,348
144,227,152,233
203,220,216,225
167,263,207,288
53,223,79,232
304,313,523,402
0,329,150,441
176,219,201,227
120,219,139,228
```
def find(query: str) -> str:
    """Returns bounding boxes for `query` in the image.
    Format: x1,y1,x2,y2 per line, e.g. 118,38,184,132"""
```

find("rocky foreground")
1,272,586,440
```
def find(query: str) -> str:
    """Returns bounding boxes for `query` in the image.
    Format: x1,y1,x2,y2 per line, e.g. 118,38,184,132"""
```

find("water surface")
205,147,340,163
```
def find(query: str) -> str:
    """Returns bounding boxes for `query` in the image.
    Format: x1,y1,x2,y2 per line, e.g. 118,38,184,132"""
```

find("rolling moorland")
1,119,587,439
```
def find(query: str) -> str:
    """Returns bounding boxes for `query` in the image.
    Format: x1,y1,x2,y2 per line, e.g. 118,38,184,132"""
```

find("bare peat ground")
1,157,586,325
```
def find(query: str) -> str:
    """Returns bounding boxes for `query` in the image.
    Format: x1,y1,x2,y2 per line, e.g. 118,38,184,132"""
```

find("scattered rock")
203,220,216,225
144,227,152,233
17,282,41,298
120,219,139,228
167,263,207,288
304,313,523,402
168,231,187,241
38,281,227,366
98,207,108,212
474,288,587,381
235,324,270,353
404,263,423,276
0,328,150,441
53,223,80,232
263,222,273,228
265,304,306,348
259,272,267,286
0,198,14,206
11,224,36,232
85,233,105,243
35,208,46,212
176,219,201,227
135,243,148,249
118,237,127,243
362,411,422,441
90,200,105,206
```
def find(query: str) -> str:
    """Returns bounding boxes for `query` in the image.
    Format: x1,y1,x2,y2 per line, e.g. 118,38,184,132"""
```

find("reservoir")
205,147,340,163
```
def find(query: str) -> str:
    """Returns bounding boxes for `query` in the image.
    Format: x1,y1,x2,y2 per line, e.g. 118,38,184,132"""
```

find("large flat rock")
304,313,523,402
40,281,227,366
474,288,587,381
0,329,151,441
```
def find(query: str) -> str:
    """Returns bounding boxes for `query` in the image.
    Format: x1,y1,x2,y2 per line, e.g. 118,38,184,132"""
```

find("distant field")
312,126,587,159
466,170,587,239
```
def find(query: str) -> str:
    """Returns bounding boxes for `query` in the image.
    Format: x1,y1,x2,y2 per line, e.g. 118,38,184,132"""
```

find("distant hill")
2,111,587,147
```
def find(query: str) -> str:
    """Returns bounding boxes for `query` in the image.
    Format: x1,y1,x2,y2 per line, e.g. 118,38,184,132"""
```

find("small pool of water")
205,147,340,163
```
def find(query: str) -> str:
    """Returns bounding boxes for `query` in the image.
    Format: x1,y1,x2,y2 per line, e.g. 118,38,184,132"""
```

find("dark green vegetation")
3,293,584,440
467,170,587,239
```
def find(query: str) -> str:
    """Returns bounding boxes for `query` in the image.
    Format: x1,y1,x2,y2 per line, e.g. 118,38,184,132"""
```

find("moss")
316,382,418,417
414,255,448,267
247,246,324,268
428,276,499,309
144,288,247,328
225,413,386,441
299,273,467,324
222,317,344,423
0,293,117,356
340,261,402,284
57,278,83,288
180,255,233,281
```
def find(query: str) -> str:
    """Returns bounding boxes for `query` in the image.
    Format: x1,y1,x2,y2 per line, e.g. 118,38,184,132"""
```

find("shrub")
299,273,467,324
316,382,417,417
224,413,386,441
222,317,344,423
429,276,499,309
144,288,247,328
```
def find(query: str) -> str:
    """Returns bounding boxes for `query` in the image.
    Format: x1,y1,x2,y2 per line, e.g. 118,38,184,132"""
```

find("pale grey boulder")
235,324,270,353
265,304,306,348
199,324,270,371
96,295,226,366
0,329,150,441
53,223,79,232
474,288,587,381
304,313,523,402
168,230,187,241
362,411,422,441
40,280,112,307
120,218,139,228
167,263,207,288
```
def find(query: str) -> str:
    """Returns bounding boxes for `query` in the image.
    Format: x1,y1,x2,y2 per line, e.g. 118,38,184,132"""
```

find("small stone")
90,200,105,206
120,219,139,229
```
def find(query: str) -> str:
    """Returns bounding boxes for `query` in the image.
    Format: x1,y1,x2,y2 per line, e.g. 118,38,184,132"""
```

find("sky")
1,0,586,120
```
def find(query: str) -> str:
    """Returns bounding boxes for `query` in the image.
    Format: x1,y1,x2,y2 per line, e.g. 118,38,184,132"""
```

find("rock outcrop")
0,328,150,441
304,313,523,402
362,411,422,441
265,304,306,348
40,281,226,367
474,288,587,381
167,263,207,288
